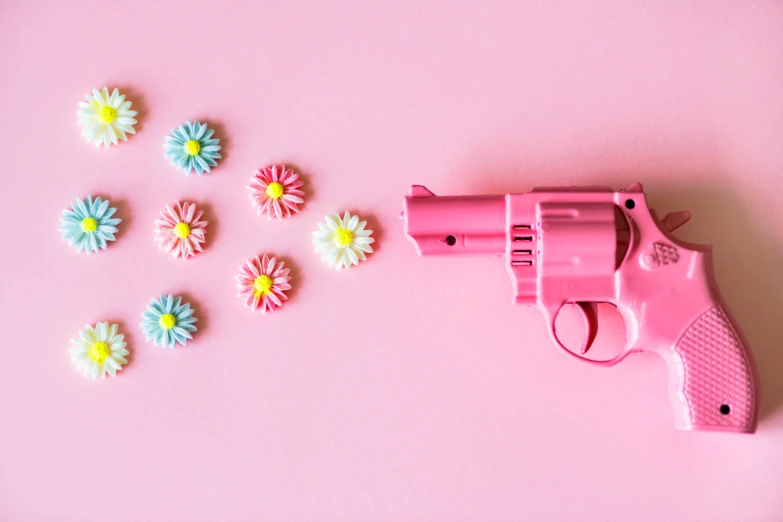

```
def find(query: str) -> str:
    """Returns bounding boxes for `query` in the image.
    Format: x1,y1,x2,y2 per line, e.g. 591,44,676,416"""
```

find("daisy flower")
235,254,292,313
313,212,375,269
60,195,122,254
77,87,138,148
247,164,305,219
164,120,222,176
154,201,208,259
140,294,198,348
69,322,129,380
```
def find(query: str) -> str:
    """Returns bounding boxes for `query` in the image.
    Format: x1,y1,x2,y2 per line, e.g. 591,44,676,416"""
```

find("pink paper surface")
2,1,783,520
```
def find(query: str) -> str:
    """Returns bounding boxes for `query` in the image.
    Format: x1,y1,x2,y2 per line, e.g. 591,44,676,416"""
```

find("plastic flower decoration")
140,294,198,348
164,120,222,175
69,322,129,380
247,164,305,219
154,201,208,259
235,254,292,313
60,195,122,254
77,87,138,148
313,212,375,269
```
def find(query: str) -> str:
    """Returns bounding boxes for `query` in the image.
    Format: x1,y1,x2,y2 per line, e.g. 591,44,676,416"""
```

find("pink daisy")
247,164,305,219
235,254,293,313
154,201,208,259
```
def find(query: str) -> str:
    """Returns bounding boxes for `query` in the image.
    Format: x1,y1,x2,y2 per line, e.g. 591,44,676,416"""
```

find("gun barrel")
403,186,506,255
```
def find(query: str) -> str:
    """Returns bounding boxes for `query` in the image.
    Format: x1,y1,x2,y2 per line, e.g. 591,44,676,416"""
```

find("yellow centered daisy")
184,140,201,156
254,274,273,296
80,88,138,148
159,313,176,330
335,227,353,246
174,222,191,238
88,342,110,364
98,105,117,124
266,182,284,199
81,217,98,233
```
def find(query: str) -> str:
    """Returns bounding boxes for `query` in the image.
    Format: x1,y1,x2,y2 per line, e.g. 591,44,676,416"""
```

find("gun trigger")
577,302,599,354
661,211,691,233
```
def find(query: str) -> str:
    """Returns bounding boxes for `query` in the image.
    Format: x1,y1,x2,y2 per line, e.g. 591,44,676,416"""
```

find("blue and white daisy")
140,294,198,348
60,195,122,254
164,120,222,176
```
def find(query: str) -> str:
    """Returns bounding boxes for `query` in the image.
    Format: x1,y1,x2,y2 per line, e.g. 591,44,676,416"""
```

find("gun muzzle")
402,185,506,256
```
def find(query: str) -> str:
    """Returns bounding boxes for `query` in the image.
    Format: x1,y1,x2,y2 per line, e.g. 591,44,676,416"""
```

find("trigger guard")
546,303,629,367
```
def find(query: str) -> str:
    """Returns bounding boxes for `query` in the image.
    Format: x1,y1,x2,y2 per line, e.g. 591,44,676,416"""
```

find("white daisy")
77,87,138,148
313,211,375,269
69,322,129,380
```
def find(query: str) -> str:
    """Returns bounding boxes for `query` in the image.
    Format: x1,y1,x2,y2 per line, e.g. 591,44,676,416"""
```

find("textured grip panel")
674,306,757,431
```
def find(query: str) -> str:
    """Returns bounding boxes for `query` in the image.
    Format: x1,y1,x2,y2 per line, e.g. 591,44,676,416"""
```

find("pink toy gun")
402,183,759,432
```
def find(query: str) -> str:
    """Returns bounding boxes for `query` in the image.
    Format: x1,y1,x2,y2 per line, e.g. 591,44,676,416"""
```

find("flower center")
335,227,353,246
254,274,273,296
81,217,98,233
174,222,191,238
98,105,117,124
266,182,284,199
184,140,201,156
159,313,176,330
89,342,110,364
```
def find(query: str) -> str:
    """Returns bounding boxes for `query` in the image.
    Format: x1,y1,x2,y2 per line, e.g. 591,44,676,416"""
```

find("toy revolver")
402,183,759,432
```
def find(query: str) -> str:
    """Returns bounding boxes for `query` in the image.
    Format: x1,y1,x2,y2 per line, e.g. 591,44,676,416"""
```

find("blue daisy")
140,294,198,349
164,120,222,176
60,195,121,253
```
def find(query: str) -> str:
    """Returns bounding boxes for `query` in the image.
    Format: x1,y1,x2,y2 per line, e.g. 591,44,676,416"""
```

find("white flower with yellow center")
77,87,138,148
313,211,375,269
69,322,129,380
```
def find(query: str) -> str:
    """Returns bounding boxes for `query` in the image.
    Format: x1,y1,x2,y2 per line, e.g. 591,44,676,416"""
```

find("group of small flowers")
60,196,209,258
78,87,221,176
67,87,376,380
239,164,376,312
70,294,198,380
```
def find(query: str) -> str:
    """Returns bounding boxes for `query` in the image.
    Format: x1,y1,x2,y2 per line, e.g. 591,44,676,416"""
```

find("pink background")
2,1,783,520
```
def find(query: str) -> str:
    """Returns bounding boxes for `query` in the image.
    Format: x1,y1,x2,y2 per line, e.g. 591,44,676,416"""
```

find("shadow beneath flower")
346,209,384,255
102,195,132,244
275,254,303,306
192,200,218,254
113,319,136,373
195,118,230,168
172,291,209,342
114,85,147,136
281,162,316,211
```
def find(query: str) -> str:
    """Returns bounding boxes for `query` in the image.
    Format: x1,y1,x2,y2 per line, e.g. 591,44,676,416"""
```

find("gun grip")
667,303,758,432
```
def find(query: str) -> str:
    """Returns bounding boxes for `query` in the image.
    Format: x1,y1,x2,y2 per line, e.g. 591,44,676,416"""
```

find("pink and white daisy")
235,254,293,313
154,201,208,259
247,164,305,219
